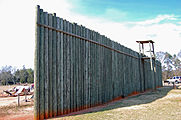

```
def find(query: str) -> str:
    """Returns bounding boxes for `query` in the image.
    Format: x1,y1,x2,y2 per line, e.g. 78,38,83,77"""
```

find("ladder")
136,40,156,90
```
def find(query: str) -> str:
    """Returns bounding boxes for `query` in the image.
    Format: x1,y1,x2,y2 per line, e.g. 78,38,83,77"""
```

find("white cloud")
178,22,181,24
0,0,180,68
134,15,177,25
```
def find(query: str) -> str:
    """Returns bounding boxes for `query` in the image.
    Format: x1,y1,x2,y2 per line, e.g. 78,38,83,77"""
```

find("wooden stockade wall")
34,6,162,120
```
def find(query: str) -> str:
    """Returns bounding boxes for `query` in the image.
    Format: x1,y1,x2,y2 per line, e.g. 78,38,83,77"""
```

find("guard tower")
136,40,156,90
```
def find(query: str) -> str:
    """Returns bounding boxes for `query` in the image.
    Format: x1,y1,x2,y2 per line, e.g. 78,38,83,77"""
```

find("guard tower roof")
136,40,154,44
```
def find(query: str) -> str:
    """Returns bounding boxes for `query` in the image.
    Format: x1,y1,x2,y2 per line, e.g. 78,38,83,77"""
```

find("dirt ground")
0,85,34,120
0,85,181,120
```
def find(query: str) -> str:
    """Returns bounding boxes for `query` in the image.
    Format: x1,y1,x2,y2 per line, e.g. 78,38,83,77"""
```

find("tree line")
156,50,181,81
0,65,34,85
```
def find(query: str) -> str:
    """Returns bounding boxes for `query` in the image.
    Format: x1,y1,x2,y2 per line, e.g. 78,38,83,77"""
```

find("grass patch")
50,87,181,120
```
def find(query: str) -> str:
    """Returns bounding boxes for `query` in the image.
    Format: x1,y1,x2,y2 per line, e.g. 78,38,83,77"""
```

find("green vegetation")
0,65,34,85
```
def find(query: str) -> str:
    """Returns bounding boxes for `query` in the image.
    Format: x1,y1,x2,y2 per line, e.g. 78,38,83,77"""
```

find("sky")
0,0,181,69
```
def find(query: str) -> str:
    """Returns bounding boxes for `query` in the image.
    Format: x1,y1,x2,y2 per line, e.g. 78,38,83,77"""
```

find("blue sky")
0,0,180,68
69,0,181,22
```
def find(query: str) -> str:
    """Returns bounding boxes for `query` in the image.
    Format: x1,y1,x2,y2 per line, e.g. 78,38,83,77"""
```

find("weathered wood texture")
34,6,162,120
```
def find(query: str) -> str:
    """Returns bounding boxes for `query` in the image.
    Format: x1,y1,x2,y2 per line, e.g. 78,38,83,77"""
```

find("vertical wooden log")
77,25,80,110
120,45,123,98
48,13,53,118
66,21,71,114
44,12,49,119
95,32,99,105
70,23,74,113
88,29,91,108
92,31,95,106
99,36,102,104
130,50,134,93
52,13,57,117
110,41,112,100
79,26,82,110
72,23,76,112
139,48,143,92
95,32,97,105
90,31,93,106
83,27,86,109
60,18,64,115
97,34,101,105
95,32,100,105
63,20,67,114
104,37,107,102
121,44,124,96
111,41,115,99
34,5,40,120
85,28,89,109
56,17,61,116
107,39,110,101
102,36,105,103
117,44,120,98
114,42,116,98
79,25,82,109
116,42,118,98
82,27,85,109
81,26,85,109
73,23,77,112
110,40,113,100
39,9,45,120
74,23,79,112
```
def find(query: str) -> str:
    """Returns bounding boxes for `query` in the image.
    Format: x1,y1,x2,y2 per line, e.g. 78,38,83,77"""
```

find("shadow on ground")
51,86,173,119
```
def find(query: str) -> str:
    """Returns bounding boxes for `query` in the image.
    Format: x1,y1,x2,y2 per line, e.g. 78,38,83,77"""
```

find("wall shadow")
51,86,172,119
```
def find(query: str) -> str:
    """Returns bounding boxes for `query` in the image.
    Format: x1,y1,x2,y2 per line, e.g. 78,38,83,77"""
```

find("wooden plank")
34,5,40,120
